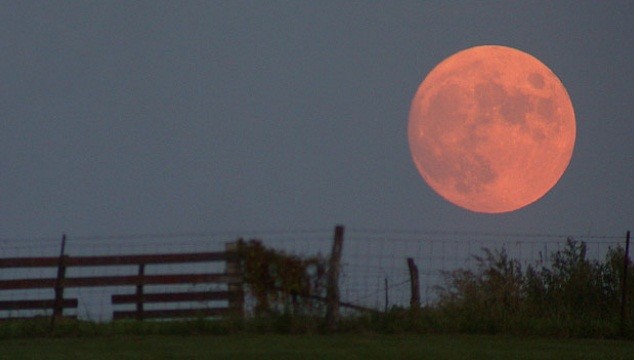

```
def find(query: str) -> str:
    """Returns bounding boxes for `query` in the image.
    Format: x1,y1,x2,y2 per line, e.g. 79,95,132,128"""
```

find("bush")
434,238,633,337
236,239,327,317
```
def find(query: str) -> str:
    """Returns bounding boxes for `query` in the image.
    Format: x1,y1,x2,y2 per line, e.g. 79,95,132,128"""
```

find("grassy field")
2,334,634,360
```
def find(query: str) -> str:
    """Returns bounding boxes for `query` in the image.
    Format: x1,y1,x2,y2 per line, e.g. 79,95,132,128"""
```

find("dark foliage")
435,238,634,337
235,239,328,316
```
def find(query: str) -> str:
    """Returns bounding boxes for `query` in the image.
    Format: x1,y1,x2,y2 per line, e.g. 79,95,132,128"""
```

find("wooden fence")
1,225,427,329
0,239,243,322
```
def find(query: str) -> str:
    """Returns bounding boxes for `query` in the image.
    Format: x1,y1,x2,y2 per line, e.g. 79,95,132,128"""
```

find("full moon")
408,45,576,213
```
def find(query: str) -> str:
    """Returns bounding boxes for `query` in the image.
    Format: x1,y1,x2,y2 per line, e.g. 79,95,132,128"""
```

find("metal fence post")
384,277,389,312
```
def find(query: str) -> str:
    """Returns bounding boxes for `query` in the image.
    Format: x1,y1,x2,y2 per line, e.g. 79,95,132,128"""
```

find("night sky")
1,2,632,240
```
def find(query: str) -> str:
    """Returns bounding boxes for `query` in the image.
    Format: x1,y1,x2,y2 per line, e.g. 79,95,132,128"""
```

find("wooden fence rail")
0,241,243,322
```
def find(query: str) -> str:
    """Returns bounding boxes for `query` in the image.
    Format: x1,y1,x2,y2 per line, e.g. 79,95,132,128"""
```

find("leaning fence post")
621,230,631,337
225,241,244,316
407,257,421,309
51,234,67,328
325,225,344,331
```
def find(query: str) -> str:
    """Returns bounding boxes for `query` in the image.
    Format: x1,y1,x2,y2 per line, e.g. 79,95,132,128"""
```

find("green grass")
1,334,633,360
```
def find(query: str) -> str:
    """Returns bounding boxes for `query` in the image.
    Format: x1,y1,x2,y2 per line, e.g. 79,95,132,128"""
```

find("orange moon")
408,45,575,213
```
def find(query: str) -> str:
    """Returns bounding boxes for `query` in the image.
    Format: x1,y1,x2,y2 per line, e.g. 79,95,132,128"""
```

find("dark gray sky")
1,2,632,240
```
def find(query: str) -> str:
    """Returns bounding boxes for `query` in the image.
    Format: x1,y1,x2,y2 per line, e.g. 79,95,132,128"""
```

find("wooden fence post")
136,264,145,320
407,257,421,309
325,225,344,331
225,242,244,316
621,230,631,337
51,234,67,328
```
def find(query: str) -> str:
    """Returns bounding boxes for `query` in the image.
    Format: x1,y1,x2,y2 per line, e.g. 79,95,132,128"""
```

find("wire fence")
339,230,625,311
0,227,628,321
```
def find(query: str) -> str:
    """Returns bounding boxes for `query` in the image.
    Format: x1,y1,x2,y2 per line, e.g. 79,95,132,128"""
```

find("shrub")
434,237,633,337
235,239,327,317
